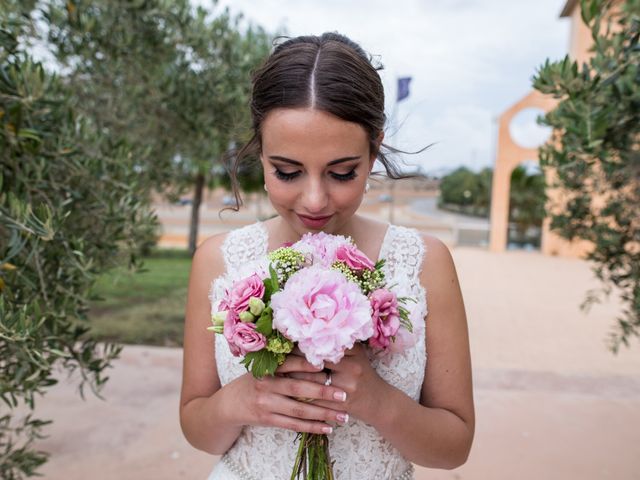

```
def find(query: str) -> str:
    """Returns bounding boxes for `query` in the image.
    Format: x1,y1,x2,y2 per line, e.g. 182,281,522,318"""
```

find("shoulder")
189,232,231,295
420,234,453,266
192,231,229,270
417,233,461,301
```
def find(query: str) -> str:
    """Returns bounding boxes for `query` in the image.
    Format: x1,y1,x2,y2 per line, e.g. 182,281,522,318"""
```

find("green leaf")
255,306,273,336
17,128,42,143
269,264,280,292
241,349,279,378
262,278,273,303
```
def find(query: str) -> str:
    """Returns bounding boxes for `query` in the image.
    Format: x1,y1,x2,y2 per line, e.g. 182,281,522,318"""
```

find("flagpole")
388,76,411,224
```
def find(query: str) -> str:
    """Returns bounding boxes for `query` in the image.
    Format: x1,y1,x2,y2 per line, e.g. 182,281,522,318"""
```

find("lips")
296,213,333,229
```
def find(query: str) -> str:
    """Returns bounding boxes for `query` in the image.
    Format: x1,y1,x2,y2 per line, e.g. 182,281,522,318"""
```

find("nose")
302,178,329,214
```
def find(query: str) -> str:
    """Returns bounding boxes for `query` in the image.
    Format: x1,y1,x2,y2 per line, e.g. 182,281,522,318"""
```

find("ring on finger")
324,371,332,386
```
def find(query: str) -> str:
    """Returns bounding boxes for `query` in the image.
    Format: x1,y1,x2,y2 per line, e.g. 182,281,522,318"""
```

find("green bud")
239,311,255,323
211,311,227,326
207,325,224,334
248,297,265,316
267,336,294,354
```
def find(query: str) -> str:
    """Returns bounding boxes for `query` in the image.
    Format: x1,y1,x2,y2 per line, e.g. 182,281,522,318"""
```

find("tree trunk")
189,173,205,256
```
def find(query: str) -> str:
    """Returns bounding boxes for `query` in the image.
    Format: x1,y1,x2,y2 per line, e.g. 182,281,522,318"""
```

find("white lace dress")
207,221,428,480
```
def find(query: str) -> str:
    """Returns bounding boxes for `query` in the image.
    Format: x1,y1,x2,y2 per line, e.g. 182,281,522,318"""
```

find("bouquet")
208,231,416,479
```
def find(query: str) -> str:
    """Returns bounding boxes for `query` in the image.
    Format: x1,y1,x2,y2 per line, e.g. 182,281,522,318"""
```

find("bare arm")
179,234,244,454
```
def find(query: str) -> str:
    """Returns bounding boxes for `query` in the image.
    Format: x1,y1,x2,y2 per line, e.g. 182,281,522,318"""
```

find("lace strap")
380,225,425,284
221,222,268,273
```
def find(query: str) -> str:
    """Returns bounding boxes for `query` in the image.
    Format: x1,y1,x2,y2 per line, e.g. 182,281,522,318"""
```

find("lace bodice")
207,222,428,480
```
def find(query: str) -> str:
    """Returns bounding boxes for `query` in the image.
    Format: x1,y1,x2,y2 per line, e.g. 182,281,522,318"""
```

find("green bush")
0,5,158,477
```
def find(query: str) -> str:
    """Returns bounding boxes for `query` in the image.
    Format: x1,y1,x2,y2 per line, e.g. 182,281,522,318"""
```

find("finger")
285,371,327,384
266,396,349,424
324,360,347,372
265,412,336,435
272,377,347,403
275,355,323,375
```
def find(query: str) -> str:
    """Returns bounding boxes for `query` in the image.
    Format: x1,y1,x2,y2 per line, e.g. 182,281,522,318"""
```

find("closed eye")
273,168,300,182
330,169,358,182
272,167,358,182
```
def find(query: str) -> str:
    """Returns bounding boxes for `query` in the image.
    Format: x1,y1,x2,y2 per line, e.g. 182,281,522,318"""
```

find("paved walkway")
26,247,640,479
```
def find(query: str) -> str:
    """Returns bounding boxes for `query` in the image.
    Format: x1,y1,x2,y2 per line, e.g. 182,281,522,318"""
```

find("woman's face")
260,108,378,236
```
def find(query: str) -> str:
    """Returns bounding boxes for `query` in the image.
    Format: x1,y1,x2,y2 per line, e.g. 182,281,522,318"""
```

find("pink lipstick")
297,213,333,229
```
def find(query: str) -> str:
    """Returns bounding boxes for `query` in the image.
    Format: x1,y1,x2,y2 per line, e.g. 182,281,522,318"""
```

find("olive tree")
533,0,639,352
0,2,157,477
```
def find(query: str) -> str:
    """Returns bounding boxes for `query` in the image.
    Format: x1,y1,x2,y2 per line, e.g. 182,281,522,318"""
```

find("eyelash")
273,169,358,182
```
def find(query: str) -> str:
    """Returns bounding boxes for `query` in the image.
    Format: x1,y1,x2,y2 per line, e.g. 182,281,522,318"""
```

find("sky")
197,0,572,175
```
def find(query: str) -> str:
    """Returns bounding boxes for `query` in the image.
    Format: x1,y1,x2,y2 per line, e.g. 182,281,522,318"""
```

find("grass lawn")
88,249,192,347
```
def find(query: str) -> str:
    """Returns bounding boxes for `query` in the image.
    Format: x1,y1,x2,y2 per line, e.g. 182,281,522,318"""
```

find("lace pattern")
207,222,428,480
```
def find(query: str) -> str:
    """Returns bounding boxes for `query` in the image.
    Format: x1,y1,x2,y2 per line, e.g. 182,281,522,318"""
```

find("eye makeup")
272,167,358,183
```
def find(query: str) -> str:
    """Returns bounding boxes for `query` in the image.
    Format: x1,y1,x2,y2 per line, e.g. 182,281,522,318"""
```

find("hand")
287,343,390,425
225,352,350,435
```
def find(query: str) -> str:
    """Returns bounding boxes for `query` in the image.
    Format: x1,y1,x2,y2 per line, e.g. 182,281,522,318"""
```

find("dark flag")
397,76,412,102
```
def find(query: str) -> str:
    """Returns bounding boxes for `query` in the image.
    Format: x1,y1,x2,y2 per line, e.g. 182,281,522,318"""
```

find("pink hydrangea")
292,232,351,267
335,243,375,271
271,265,373,367
228,273,265,314
368,289,401,351
227,321,267,357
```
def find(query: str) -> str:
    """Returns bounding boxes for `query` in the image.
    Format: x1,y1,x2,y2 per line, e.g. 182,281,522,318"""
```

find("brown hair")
227,32,419,211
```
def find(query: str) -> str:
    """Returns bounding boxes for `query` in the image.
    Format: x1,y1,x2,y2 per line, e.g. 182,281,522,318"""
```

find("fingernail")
336,413,349,424
322,426,333,434
333,391,347,402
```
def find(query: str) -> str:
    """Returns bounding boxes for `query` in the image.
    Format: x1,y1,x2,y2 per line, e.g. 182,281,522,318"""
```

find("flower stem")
290,432,335,480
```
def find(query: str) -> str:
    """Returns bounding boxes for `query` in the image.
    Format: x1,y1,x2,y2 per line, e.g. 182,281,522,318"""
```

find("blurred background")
1,0,639,479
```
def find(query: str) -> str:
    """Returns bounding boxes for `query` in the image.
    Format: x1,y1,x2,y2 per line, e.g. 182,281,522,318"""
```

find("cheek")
332,182,365,207
265,177,297,205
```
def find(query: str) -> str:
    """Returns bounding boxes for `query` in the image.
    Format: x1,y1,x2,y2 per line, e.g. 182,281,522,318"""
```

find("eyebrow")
268,155,361,166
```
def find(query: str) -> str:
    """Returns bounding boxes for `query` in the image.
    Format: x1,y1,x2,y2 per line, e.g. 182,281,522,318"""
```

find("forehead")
260,108,369,160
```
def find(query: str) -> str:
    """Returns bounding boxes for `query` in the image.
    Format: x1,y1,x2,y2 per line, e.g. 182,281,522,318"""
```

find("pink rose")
336,244,375,271
386,326,415,354
228,273,265,314
387,301,424,353
228,321,267,357
222,310,241,355
368,289,401,350
218,288,232,312
271,265,373,368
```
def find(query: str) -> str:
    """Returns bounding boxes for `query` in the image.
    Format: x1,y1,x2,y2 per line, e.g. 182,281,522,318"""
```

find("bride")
179,32,474,479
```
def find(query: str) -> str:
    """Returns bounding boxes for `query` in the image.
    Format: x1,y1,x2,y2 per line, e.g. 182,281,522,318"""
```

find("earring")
263,184,268,192
365,182,370,193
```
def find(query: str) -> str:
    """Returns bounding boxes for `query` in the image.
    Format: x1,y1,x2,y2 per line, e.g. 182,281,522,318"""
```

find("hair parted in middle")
227,32,420,211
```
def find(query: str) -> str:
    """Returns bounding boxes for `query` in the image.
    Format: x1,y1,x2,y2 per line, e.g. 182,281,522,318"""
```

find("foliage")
43,0,193,192
508,165,546,239
0,2,158,477
533,0,640,351
438,166,544,230
439,167,482,209
44,0,273,254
